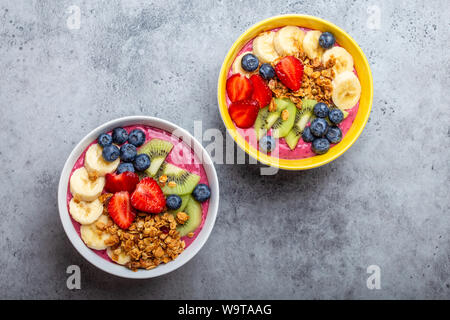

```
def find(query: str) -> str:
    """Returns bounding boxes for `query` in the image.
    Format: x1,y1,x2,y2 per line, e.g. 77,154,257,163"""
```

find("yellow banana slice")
69,198,103,225
84,143,120,177
107,247,131,265
302,30,325,60
323,47,354,75
252,31,279,63
70,167,105,202
332,71,361,110
80,215,113,250
274,26,305,56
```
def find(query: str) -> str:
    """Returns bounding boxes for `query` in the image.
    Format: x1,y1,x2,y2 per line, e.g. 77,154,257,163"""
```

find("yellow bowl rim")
217,14,373,170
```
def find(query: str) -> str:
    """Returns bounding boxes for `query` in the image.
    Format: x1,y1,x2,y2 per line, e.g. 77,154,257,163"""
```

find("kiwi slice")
138,139,173,176
168,194,190,215
156,162,200,195
254,107,281,140
271,100,297,138
285,99,317,150
177,196,202,237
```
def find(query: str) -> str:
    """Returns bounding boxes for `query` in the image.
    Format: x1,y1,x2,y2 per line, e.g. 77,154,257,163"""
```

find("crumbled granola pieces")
176,212,189,225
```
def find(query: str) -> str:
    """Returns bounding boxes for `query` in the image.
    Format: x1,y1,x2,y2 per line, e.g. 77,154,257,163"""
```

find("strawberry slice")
108,191,135,229
105,172,140,194
228,99,259,128
250,74,272,108
275,56,304,91
226,74,253,102
131,177,166,213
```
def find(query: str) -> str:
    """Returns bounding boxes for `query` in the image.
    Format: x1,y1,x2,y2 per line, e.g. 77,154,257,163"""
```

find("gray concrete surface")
0,0,449,299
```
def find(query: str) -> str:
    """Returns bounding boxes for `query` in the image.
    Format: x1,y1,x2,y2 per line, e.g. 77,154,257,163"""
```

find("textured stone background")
0,0,449,299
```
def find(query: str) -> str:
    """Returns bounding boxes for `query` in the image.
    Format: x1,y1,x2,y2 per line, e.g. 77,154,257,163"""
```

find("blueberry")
166,195,182,210
259,135,276,153
241,53,259,72
313,102,330,118
326,126,342,144
120,143,137,162
310,118,329,137
133,154,151,171
112,127,128,145
192,184,211,203
102,145,120,162
319,32,336,49
259,63,275,80
128,129,146,147
329,109,344,124
312,138,330,155
302,127,315,142
116,162,135,174
97,133,112,147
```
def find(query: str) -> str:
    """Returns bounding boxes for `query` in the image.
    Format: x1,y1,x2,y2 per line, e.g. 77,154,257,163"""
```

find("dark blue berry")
166,195,182,210
116,162,135,174
329,109,344,124
312,138,330,155
133,154,150,171
259,63,275,80
128,129,146,147
326,126,342,144
313,103,330,118
120,143,137,162
102,145,120,162
192,184,211,203
310,118,329,137
259,135,276,153
319,32,336,49
112,127,128,145
97,133,112,147
302,127,315,142
241,53,259,72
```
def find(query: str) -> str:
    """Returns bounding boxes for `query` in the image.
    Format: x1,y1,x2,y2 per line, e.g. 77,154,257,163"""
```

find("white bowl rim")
58,116,220,279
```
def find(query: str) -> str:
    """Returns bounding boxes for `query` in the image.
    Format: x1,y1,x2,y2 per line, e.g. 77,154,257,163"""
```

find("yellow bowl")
217,14,373,170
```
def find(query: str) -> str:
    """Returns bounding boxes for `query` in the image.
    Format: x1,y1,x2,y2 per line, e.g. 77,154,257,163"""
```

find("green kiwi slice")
138,139,174,177
156,162,200,195
176,196,202,237
271,100,297,138
254,107,281,140
285,99,316,150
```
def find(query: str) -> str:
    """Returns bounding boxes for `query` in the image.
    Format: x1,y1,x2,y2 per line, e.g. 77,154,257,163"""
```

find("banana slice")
80,215,113,250
107,247,131,265
84,143,120,177
302,30,325,60
70,167,105,202
332,71,361,110
69,198,103,225
323,47,354,75
232,51,256,77
274,26,305,56
252,31,279,63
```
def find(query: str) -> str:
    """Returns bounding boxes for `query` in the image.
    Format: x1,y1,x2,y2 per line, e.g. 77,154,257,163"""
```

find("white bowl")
58,116,219,279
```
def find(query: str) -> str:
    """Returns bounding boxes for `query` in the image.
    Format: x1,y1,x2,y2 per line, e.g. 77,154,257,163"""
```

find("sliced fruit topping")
105,171,139,193
322,47,354,75
156,163,201,195
254,106,282,140
252,31,279,63
128,129,146,147
108,191,135,230
226,74,253,102
250,74,272,108
168,194,190,214
85,143,120,176
319,32,336,49
192,184,211,203
228,99,259,128
285,99,316,150
70,167,105,202
273,26,305,56
241,53,259,72
133,154,151,172
80,215,113,250
107,246,130,265
138,139,173,177
275,56,304,91
302,30,325,59
131,177,166,213
259,135,276,153
176,196,202,237
97,133,112,148
69,198,103,225
271,99,297,138
331,71,361,110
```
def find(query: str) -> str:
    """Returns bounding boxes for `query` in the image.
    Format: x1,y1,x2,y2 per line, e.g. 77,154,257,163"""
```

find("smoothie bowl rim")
217,14,374,170
58,116,220,279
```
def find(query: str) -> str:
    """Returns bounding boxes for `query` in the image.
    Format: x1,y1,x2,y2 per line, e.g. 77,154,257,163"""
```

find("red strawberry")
275,56,304,91
108,191,135,229
105,172,140,194
226,74,253,102
228,99,259,128
250,74,272,108
131,177,166,213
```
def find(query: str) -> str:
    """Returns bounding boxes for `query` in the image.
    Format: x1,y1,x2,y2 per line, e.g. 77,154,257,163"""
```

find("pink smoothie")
66,125,210,263
226,27,360,160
